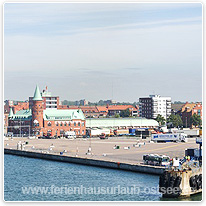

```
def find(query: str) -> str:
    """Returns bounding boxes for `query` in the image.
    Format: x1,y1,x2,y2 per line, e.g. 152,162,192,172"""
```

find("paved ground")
4,137,198,164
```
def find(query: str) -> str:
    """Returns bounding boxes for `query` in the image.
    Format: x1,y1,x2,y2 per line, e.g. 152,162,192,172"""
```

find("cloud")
4,3,202,37
4,3,202,102
4,22,201,73
51,17,202,36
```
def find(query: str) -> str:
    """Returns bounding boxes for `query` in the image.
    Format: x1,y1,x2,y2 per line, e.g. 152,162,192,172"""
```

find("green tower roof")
33,85,42,101
8,107,14,117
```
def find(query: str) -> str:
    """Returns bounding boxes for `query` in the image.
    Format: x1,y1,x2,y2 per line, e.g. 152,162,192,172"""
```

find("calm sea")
4,154,202,201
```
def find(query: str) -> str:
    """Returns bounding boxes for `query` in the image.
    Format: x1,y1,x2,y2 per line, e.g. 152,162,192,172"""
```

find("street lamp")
20,117,21,137
140,117,142,139
140,102,145,139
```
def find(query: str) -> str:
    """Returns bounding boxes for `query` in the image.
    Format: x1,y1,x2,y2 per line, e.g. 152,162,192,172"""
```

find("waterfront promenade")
4,137,198,165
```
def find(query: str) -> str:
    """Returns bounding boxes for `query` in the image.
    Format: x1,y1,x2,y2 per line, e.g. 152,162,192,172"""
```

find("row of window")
47,122,84,127
47,130,84,135
140,99,151,103
46,102,57,104
45,97,57,100
46,106,57,108
33,122,85,127
84,110,97,113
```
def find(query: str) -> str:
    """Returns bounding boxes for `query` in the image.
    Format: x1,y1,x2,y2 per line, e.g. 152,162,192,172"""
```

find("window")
48,122,51,126
74,122,76,126
60,123,63,126
64,122,67,126
78,122,80,126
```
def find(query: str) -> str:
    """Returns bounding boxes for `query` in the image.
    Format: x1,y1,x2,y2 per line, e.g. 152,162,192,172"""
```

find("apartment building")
139,95,171,120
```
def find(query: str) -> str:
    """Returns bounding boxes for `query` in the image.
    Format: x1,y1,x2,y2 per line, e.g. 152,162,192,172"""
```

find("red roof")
107,105,136,111
96,106,108,112
79,106,99,113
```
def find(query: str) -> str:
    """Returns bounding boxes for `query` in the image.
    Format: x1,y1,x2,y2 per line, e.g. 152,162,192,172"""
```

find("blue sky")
4,3,202,102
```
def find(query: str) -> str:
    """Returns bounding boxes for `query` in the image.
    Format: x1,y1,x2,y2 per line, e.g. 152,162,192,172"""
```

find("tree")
114,114,120,118
120,109,130,117
155,114,166,126
167,114,183,128
190,114,202,127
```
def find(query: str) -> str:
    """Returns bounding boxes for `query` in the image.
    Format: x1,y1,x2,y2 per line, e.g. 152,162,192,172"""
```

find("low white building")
86,118,159,129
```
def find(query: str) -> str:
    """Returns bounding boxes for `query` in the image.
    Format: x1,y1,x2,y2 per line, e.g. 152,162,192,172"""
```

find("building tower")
32,85,43,136
8,107,14,119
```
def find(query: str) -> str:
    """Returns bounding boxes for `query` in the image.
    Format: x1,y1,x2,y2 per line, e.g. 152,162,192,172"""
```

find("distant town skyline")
4,3,202,102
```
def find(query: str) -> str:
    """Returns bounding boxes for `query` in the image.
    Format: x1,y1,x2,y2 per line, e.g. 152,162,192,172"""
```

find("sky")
4,3,202,103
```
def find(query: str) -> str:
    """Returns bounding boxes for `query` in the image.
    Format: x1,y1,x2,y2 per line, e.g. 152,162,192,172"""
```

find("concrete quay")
4,137,198,175
4,148,164,175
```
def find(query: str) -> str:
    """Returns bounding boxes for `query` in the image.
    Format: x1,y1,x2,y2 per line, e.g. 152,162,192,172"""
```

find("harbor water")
4,154,201,201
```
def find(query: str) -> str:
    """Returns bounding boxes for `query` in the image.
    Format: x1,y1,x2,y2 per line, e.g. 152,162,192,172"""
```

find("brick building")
177,102,202,128
171,103,185,115
58,105,100,118
96,106,108,117
4,104,10,135
4,100,29,135
107,105,138,117
8,86,86,137
8,109,32,136
59,105,137,118
12,101,29,113
59,105,109,118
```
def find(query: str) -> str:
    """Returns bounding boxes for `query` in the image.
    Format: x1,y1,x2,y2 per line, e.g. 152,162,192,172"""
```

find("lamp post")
140,102,145,139
20,117,21,137
140,117,142,139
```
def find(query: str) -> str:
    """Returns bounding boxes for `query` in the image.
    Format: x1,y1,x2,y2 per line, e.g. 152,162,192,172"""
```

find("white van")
64,131,76,139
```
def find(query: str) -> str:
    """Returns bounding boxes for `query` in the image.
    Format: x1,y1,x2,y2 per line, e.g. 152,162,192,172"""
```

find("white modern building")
139,95,171,120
